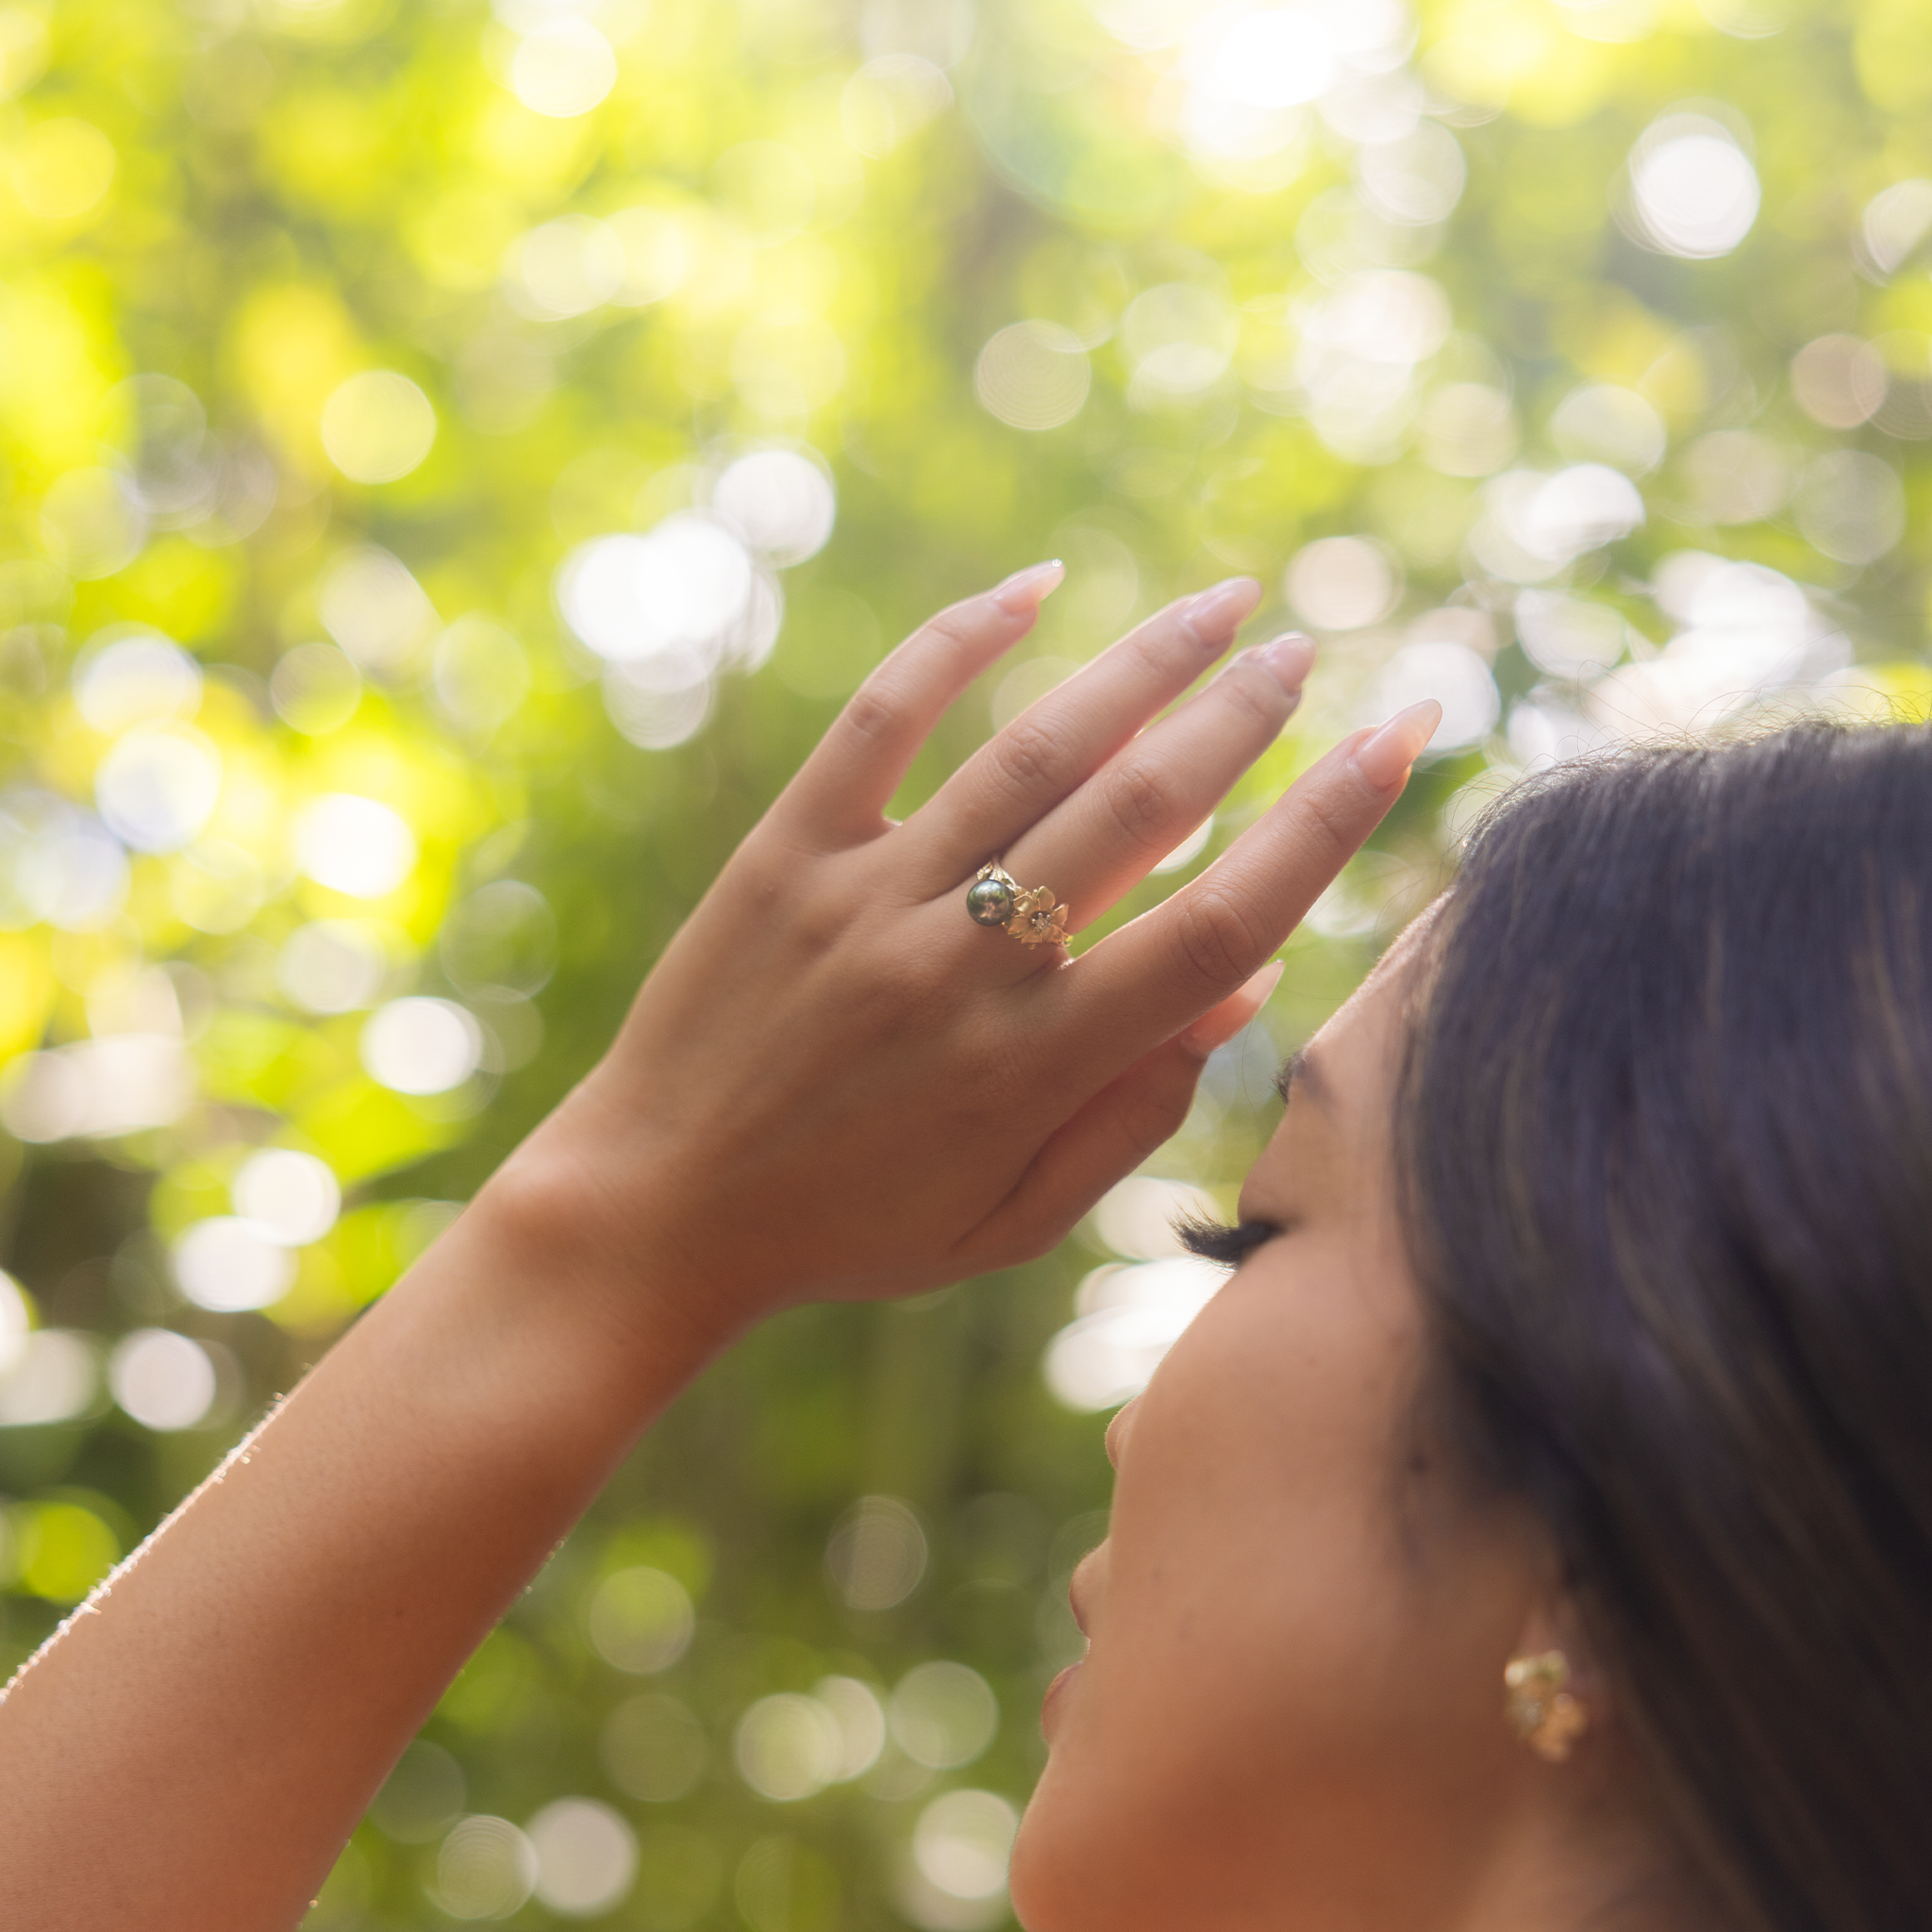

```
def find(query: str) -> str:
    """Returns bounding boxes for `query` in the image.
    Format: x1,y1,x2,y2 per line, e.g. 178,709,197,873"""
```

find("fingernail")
1180,576,1261,644
1246,632,1317,692
1240,958,1286,1008
993,559,1066,614
1353,699,1443,790
1183,958,1285,1057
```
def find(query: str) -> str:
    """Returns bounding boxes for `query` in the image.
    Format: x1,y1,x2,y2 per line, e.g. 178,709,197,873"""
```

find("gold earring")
1504,1649,1589,1762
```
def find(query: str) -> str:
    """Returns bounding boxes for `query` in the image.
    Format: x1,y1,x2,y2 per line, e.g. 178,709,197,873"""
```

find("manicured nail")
993,559,1066,614
1183,958,1285,1057
1239,957,1286,1008
1180,576,1261,644
1353,699,1442,790
1246,632,1316,692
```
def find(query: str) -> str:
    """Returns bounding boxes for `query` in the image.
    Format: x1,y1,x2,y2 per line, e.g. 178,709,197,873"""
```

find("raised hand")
518,562,1441,1335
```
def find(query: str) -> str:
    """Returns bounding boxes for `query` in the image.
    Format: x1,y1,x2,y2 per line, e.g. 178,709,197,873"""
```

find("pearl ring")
966,859,1070,948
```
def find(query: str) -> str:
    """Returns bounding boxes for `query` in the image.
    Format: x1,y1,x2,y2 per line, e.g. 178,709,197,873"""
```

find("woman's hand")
511,562,1441,1343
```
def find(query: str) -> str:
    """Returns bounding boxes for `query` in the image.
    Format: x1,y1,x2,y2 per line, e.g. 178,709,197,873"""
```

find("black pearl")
967,877,1016,925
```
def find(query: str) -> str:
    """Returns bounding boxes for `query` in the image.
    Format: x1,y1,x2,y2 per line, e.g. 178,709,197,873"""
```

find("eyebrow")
1274,1048,1332,1108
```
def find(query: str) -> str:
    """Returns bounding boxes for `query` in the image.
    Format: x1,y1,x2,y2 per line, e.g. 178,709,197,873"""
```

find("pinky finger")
961,960,1282,1269
775,561,1065,844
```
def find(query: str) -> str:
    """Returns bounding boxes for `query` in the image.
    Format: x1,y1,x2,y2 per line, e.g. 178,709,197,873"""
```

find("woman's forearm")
0,1142,721,1932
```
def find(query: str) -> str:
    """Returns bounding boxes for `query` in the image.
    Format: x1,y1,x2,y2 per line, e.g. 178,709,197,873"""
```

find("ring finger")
897,575,1264,887
959,634,1314,961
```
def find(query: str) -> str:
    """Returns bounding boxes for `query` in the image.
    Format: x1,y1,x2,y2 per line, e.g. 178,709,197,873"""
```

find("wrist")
465,1091,758,1391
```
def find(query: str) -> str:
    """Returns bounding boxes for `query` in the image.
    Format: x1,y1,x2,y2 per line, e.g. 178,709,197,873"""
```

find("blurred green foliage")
1,0,1931,1924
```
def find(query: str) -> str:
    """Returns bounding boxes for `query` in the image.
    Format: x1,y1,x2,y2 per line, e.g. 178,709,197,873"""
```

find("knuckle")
990,713,1068,797
1214,662,1290,730
1122,1078,1191,1157
922,602,988,655
1100,758,1184,851
1294,781,1361,870
1172,884,1264,989
787,888,853,959
839,679,904,748
1126,620,1192,680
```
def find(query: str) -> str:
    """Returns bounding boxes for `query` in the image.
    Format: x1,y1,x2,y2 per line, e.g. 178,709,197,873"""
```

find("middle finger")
997,633,1315,936
894,575,1263,885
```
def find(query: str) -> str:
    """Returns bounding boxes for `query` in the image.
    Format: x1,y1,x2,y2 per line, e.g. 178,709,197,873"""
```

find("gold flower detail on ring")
1006,884,1070,948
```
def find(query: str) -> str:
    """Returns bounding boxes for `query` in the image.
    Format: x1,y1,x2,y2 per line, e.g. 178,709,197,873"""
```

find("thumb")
962,958,1286,1269
1179,958,1286,1059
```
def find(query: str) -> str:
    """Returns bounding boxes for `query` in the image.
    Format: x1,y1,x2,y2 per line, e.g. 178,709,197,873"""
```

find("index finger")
774,562,1065,844
1067,700,1442,1041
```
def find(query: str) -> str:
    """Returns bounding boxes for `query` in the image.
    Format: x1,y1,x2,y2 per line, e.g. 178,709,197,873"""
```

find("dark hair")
1399,718,1932,1932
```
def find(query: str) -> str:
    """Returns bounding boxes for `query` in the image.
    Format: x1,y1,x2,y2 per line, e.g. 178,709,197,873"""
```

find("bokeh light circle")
600,1693,710,1803
712,449,836,565
526,1798,638,1917
359,998,483,1096
1790,335,1888,429
94,725,221,853
437,1816,538,1921
172,1217,296,1314
232,1148,341,1246
15,117,115,221
1285,536,1402,630
1629,118,1759,259
510,19,617,118
271,641,363,735
322,371,438,486
1793,449,1905,565
108,1328,216,1431
558,516,754,666
1186,6,1336,109
912,1790,1018,1902
974,322,1091,431
0,1270,29,1373
510,215,624,319
278,919,390,1013
814,1675,887,1780
1372,641,1500,752
74,630,201,733
587,1565,695,1674
41,466,145,577
294,793,417,899
825,1494,927,1609
1548,383,1668,475
0,1332,99,1427
734,1693,843,1803
888,1660,999,1770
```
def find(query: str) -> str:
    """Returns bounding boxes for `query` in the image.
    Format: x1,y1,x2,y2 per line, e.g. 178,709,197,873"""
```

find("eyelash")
1174,1214,1283,1268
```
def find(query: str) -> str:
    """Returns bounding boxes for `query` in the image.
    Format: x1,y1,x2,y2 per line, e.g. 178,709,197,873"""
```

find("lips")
1042,1552,1101,1742
1041,1658,1082,1738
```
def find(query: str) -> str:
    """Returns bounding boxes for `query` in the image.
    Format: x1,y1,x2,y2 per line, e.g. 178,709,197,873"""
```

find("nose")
1105,1397,1141,1471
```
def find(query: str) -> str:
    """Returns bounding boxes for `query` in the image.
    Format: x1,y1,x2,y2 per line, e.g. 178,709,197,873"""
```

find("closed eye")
1174,1214,1283,1269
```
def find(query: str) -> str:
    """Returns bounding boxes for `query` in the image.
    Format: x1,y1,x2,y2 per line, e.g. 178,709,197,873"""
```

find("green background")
1,0,1929,1924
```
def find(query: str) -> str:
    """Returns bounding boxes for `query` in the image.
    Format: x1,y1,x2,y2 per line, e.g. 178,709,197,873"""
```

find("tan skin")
1016,943,1704,1932
0,560,1686,1927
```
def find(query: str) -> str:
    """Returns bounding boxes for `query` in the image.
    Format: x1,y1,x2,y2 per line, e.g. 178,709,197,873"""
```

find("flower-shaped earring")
1504,1650,1589,1762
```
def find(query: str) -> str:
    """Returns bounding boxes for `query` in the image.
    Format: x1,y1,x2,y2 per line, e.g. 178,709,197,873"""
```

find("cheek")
1011,1250,1532,1931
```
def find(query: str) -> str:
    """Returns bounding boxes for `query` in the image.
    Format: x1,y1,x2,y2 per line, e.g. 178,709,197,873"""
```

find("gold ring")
966,859,1070,948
